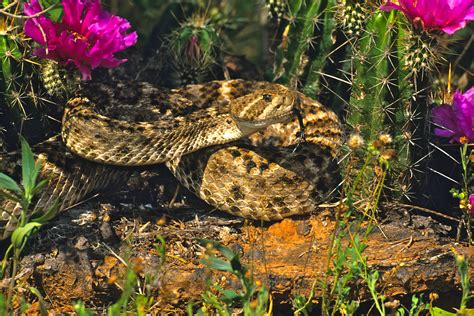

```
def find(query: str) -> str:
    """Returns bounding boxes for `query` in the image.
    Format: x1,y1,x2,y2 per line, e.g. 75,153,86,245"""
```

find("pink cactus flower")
469,194,474,214
23,0,138,80
380,0,474,34
432,88,474,143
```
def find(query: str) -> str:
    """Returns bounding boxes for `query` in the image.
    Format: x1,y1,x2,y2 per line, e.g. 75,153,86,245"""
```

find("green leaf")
31,178,50,196
20,136,35,186
431,307,456,316
107,270,136,316
0,295,7,315
222,289,239,301
230,255,243,272
38,0,64,23
0,173,21,193
11,222,42,250
198,239,235,260
216,244,236,261
74,301,94,316
20,136,41,200
31,200,59,224
367,270,379,290
201,257,233,272
0,244,13,278
29,287,47,316
155,235,166,264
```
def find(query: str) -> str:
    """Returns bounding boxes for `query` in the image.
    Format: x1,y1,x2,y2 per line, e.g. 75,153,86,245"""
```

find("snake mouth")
232,93,301,131
232,110,295,132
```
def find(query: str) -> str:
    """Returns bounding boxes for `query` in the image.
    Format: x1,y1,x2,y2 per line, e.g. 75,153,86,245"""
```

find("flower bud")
347,134,364,150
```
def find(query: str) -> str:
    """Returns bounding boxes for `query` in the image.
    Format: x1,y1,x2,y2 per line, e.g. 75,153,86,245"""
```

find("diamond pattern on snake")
0,79,343,239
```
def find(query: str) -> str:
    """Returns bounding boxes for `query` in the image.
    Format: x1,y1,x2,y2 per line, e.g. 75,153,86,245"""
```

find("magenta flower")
432,88,474,143
469,194,474,214
23,0,138,80
380,0,474,34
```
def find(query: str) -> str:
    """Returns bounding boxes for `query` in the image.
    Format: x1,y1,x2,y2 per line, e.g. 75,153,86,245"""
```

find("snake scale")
0,79,343,239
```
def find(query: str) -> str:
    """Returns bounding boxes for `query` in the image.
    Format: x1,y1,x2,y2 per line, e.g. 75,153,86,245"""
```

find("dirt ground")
2,166,472,314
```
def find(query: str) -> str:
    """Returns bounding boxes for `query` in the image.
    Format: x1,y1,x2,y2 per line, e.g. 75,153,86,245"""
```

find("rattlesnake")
0,79,342,239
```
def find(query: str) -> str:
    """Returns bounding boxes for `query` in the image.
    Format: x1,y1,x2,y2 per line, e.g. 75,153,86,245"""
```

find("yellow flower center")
69,31,87,43
459,136,469,144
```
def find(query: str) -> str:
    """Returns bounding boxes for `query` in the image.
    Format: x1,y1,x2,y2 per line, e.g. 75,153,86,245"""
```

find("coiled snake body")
0,79,342,239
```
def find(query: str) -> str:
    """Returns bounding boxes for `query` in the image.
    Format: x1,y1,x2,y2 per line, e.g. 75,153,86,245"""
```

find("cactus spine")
346,10,396,140
270,0,445,200
265,0,287,21
272,0,322,86
164,13,222,87
343,4,441,198
1,16,41,147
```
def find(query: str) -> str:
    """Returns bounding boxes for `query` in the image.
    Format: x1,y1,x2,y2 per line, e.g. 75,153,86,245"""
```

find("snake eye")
262,94,273,102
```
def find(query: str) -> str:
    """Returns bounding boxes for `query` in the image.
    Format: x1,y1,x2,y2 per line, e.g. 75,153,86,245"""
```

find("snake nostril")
262,94,272,102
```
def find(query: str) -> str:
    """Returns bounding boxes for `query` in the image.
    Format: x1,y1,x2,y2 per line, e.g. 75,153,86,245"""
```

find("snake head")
230,85,300,133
